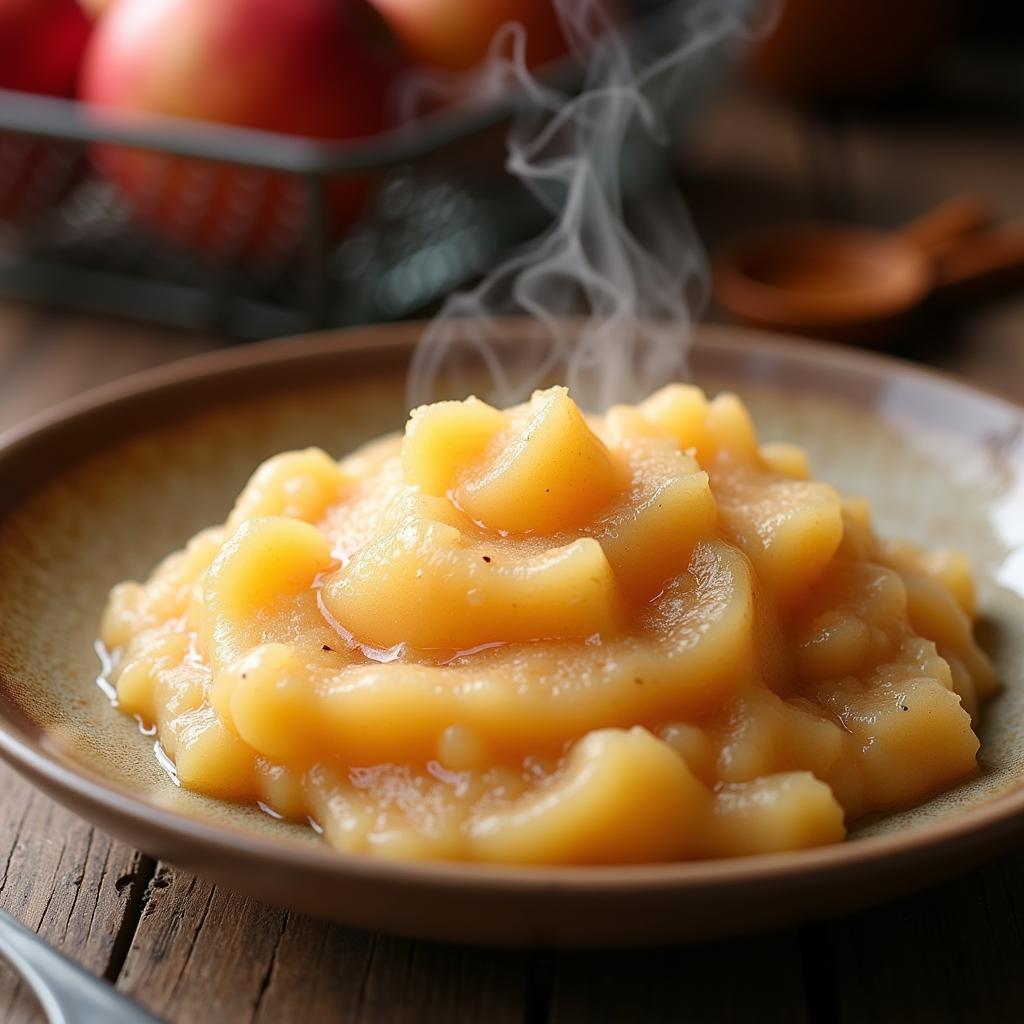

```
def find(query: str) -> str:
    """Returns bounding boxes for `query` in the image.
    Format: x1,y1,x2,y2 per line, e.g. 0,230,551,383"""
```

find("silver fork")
0,910,165,1024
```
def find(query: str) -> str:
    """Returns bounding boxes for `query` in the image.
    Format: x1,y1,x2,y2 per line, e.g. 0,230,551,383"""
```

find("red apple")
80,0,404,263
79,0,113,15
369,0,569,72
0,0,90,94
0,0,91,223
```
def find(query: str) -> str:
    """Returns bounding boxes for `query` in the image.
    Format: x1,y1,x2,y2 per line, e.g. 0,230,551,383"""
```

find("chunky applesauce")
100,385,997,864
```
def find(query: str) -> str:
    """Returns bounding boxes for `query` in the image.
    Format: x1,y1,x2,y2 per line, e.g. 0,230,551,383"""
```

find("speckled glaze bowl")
1,324,1022,947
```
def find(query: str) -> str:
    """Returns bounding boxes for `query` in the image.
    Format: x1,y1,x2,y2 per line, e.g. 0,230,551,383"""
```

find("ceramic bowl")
1,323,1023,947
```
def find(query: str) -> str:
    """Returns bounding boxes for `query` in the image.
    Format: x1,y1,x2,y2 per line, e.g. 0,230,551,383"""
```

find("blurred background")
0,0,1022,423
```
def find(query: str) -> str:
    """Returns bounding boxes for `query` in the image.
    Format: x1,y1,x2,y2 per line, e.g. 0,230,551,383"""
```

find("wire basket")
0,1,732,339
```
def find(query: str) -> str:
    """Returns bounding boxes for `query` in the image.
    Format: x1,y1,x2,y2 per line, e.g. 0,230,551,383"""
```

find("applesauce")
99,384,996,864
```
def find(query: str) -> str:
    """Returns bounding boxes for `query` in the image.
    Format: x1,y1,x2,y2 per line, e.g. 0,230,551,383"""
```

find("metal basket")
0,1,731,338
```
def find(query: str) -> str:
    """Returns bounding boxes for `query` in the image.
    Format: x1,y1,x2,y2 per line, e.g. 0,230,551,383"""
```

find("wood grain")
117,864,533,1024
822,846,1024,1024
0,770,153,1024
0,302,221,435
548,933,811,1024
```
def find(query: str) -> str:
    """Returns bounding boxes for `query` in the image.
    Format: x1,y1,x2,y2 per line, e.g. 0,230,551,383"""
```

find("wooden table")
2,82,1024,1022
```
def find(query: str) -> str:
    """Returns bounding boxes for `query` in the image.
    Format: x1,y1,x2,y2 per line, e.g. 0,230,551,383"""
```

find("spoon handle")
934,223,1024,296
896,194,992,253
0,910,165,1024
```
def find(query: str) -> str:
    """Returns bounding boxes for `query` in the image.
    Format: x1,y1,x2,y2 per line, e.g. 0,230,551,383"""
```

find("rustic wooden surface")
2,80,1024,1022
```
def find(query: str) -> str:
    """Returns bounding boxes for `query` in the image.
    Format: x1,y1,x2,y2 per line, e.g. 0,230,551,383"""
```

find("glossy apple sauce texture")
98,384,997,864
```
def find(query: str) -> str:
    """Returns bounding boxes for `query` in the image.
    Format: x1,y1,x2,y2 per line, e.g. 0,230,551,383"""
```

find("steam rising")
407,0,753,412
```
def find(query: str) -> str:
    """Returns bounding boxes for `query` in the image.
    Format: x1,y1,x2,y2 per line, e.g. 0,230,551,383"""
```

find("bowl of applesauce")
0,323,1022,946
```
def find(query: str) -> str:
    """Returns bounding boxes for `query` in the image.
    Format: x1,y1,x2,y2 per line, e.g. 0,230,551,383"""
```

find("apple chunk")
716,469,843,609
227,448,347,528
322,519,623,651
818,675,979,808
591,442,717,600
468,728,712,864
201,516,335,669
455,387,624,534
401,396,506,494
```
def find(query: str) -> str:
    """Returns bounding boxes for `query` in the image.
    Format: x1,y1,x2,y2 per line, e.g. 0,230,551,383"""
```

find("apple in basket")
80,0,404,265
369,0,570,72
0,0,92,224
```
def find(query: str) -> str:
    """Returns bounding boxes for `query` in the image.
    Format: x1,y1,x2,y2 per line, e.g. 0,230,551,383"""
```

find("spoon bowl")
712,193,1024,344
714,223,930,344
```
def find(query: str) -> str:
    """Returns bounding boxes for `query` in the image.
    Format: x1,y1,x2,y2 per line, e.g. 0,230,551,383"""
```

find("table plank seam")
0,798,33,891
35,836,68,939
164,876,216,1003
250,908,289,1021
104,853,157,984
798,923,839,1024
58,827,93,945
523,952,553,1024
353,930,381,1021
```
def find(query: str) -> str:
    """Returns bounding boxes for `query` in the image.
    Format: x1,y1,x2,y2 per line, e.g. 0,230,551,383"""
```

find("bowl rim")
1,320,1023,896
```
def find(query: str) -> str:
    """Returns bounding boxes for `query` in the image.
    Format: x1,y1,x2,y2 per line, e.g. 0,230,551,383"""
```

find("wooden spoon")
713,195,1024,345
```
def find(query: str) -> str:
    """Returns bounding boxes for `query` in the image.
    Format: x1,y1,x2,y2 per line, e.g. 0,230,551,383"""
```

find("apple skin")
79,0,114,16
0,0,91,223
369,0,569,72
0,0,91,94
80,0,404,264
